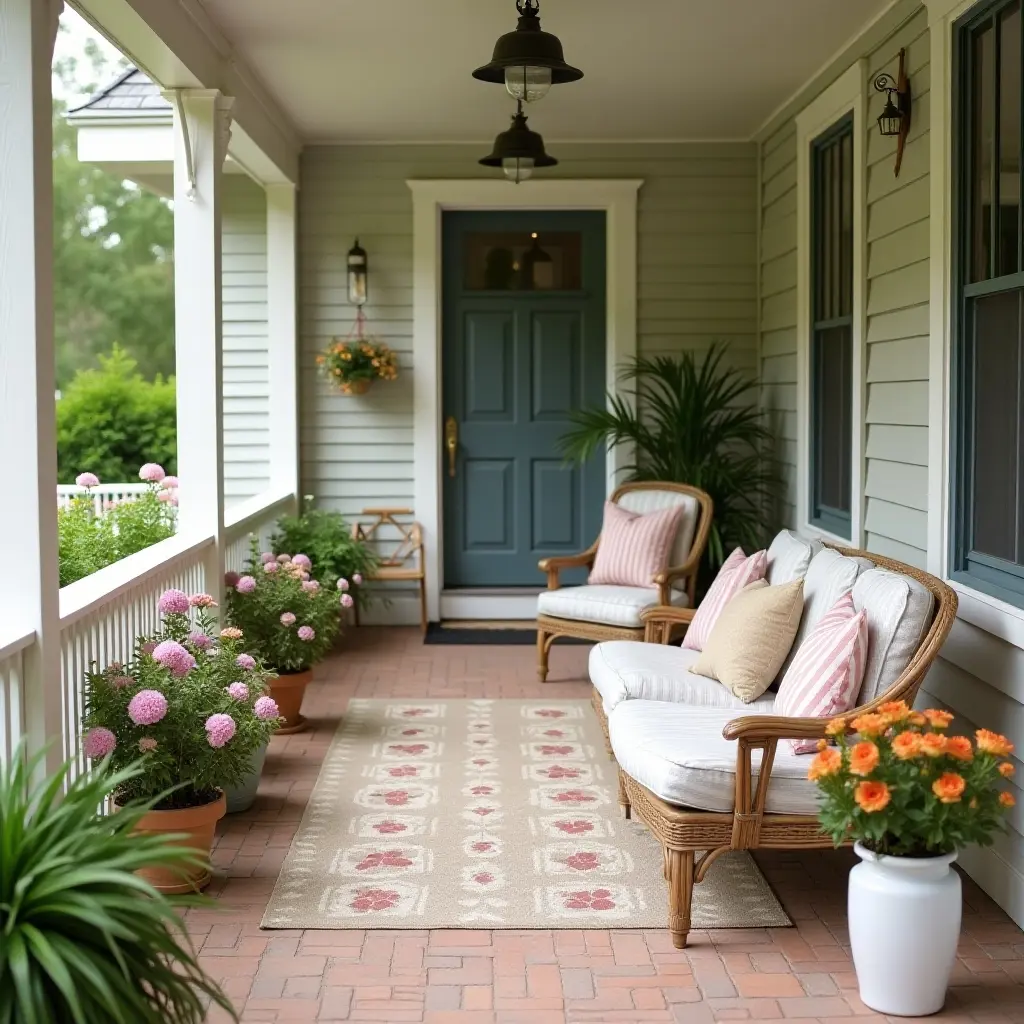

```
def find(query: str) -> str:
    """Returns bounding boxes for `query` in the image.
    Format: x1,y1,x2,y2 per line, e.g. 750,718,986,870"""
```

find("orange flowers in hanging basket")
318,312,398,396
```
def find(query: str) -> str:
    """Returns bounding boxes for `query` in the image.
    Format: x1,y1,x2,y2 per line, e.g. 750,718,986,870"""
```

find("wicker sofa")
588,530,957,949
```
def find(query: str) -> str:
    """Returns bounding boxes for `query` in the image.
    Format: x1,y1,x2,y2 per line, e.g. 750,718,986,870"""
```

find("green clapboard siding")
298,143,759,521
222,175,270,505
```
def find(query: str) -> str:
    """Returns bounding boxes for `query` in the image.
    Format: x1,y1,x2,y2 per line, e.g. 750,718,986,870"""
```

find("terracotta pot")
270,668,312,733
342,378,372,396
126,791,226,894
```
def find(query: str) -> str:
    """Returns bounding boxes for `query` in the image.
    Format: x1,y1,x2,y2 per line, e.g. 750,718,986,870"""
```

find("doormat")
261,699,791,930
424,623,589,646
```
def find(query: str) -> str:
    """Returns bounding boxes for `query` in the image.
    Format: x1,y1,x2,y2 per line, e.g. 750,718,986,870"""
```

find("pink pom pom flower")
220,627,243,640
292,554,312,570
235,575,257,594
140,641,157,656
340,593,354,609
188,631,212,650
302,580,320,594
337,578,349,592
276,553,291,564
236,654,256,671
138,737,158,753
353,573,363,585
151,640,196,677
226,682,249,701
158,589,190,615
297,626,316,642
205,713,236,748
160,475,179,489
260,551,276,564
280,612,296,626
139,463,165,483
189,593,217,608
75,472,100,489
224,571,240,588
83,727,116,759
263,561,279,574
254,695,280,720
157,490,174,504
128,689,168,726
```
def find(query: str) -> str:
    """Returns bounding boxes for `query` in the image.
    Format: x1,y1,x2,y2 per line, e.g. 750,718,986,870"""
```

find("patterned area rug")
262,699,791,930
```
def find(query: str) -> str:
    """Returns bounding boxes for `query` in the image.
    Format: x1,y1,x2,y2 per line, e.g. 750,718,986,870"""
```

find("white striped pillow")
587,500,685,588
681,547,767,652
775,592,868,754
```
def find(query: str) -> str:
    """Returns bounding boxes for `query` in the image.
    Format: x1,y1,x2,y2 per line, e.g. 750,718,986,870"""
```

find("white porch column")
165,89,234,605
266,182,299,506
0,0,64,769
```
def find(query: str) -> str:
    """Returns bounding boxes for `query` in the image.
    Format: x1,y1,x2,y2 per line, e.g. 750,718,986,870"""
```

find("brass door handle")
444,416,458,478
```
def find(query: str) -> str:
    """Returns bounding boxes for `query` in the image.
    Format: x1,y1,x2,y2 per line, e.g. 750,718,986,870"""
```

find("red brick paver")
199,628,1024,1023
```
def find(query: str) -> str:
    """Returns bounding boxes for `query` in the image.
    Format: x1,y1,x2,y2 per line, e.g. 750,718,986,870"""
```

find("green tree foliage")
52,34,175,385
56,347,176,484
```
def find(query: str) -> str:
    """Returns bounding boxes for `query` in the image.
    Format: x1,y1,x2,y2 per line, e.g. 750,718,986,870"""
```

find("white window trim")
925,0,1024,650
794,61,867,548
407,178,642,624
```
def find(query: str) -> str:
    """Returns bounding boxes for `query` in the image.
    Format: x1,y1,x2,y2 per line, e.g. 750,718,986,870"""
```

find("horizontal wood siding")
298,143,759,520
222,176,270,505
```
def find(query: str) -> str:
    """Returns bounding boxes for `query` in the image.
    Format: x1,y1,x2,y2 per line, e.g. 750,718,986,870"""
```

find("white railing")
58,531,214,777
0,626,33,764
224,487,296,574
58,482,151,515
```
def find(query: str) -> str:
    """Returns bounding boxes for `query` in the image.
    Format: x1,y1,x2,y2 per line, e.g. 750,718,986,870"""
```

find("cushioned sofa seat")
590,641,776,715
538,584,689,628
609,701,819,815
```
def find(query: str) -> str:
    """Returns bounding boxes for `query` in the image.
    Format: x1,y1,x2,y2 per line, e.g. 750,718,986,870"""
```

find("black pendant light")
473,0,583,104
479,101,558,184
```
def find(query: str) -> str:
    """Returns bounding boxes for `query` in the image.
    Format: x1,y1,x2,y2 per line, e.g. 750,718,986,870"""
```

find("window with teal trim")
809,114,854,538
952,0,1024,605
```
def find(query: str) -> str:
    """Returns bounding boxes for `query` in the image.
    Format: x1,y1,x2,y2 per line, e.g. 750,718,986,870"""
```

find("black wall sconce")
874,48,912,178
347,239,367,306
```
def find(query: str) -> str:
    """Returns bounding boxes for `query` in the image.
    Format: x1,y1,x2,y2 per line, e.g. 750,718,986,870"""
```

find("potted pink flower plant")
224,539,342,733
82,588,281,892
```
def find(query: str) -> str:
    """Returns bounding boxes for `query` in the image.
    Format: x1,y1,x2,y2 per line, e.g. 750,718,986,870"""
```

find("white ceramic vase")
848,842,961,1016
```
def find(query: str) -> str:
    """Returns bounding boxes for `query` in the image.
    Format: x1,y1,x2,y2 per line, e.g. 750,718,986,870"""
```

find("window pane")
971,23,995,282
971,290,1021,561
463,231,582,290
840,131,853,316
814,325,852,515
998,2,1021,276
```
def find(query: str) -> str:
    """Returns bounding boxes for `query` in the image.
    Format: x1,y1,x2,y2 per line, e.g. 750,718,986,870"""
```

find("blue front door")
442,210,606,587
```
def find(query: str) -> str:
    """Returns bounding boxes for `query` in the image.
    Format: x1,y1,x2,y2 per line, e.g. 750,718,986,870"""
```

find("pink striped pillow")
588,501,684,587
775,592,868,754
681,547,767,651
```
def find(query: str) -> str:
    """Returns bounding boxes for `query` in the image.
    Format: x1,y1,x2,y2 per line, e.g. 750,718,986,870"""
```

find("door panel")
442,211,606,588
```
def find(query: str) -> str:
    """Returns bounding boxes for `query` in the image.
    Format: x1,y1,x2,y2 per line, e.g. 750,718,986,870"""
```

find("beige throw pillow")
691,578,805,703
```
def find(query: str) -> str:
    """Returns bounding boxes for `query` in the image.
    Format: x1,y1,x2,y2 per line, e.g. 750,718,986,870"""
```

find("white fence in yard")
1,487,296,773
58,482,152,515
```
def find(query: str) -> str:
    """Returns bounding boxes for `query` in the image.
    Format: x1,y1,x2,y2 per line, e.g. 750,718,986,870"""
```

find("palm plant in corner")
0,746,238,1023
558,345,781,573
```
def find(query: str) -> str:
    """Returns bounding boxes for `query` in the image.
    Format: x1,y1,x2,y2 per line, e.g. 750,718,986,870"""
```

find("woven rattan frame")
535,482,713,681
605,543,957,949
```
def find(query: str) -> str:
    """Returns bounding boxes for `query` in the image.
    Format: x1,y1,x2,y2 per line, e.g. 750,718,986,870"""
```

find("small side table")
352,507,427,634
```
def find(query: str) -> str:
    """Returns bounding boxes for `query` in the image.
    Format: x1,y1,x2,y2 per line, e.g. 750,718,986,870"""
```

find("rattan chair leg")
617,768,631,820
536,627,550,682
666,848,696,949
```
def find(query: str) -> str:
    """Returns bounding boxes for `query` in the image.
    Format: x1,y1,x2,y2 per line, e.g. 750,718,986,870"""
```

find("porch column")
266,182,299,506
0,0,64,768
165,89,234,606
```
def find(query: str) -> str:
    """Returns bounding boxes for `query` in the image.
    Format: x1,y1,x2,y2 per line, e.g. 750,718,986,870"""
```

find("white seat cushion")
766,530,820,586
590,641,776,714
852,568,934,704
616,489,700,589
609,701,819,815
538,585,689,628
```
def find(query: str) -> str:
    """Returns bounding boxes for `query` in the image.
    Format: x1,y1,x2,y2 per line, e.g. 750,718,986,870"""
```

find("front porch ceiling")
197,0,891,143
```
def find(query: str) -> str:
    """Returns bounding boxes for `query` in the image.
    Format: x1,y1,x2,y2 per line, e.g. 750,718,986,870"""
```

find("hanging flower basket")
318,309,398,396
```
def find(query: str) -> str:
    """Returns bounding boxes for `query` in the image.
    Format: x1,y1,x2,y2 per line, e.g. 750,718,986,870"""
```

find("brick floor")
199,627,1024,1023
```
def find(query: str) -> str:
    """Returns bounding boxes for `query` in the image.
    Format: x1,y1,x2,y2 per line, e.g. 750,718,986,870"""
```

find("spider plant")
558,345,781,569
0,746,237,1024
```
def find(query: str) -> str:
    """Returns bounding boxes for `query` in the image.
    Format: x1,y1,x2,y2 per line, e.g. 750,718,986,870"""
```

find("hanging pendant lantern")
347,239,368,306
479,101,558,184
473,0,583,103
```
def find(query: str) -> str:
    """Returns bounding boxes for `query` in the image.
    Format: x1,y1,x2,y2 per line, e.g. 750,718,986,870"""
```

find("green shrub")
56,346,176,484
271,497,379,609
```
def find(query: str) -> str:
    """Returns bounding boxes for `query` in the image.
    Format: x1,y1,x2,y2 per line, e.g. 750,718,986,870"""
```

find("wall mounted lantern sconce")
347,239,368,306
472,0,583,103
874,47,912,177
480,101,558,184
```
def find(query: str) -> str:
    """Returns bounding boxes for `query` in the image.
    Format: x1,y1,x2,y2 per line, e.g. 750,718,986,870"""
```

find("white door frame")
407,178,642,623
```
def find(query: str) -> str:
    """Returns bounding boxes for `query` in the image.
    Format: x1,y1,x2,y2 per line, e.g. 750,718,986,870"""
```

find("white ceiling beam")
68,0,300,184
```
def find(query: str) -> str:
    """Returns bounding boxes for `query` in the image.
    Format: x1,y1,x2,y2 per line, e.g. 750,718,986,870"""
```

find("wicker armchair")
600,545,957,949
535,481,713,682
